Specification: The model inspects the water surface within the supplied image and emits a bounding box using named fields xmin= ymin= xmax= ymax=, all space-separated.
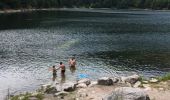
xmin=0 ymin=9 xmax=170 ymax=99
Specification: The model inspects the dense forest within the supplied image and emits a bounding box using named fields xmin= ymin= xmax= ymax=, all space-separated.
xmin=0 ymin=0 xmax=170 ymax=10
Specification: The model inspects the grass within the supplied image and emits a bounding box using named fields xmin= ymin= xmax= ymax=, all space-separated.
xmin=35 ymin=93 xmax=44 ymax=100
xmin=158 ymin=73 xmax=170 ymax=81
xmin=10 ymin=92 xmax=44 ymax=100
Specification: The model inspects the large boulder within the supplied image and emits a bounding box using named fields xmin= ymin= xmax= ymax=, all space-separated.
xmin=62 ymin=82 xmax=76 ymax=92
xmin=121 ymin=74 xmax=140 ymax=84
xmin=103 ymin=87 xmax=150 ymax=100
xmin=98 ymin=77 xmax=113 ymax=86
xmin=78 ymin=78 xmax=91 ymax=86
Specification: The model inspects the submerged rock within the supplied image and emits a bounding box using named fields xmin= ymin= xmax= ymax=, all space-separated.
xmin=103 ymin=87 xmax=150 ymax=100
xmin=98 ymin=77 xmax=113 ymax=85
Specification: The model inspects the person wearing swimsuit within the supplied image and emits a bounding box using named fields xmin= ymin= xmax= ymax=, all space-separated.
xmin=69 ymin=57 xmax=76 ymax=68
xmin=49 ymin=65 xmax=57 ymax=81
xmin=57 ymin=62 xmax=65 ymax=76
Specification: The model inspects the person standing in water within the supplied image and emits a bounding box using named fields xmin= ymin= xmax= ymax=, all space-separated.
xmin=68 ymin=57 xmax=76 ymax=73
xmin=69 ymin=57 xmax=76 ymax=68
xmin=49 ymin=65 xmax=57 ymax=81
xmin=57 ymin=62 xmax=65 ymax=76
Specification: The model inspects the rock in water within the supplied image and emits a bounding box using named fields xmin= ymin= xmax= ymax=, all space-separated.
xmin=98 ymin=77 xmax=113 ymax=86
xmin=103 ymin=87 xmax=150 ymax=100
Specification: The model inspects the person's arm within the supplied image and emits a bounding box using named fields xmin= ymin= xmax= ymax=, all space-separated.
xmin=56 ymin=66 xmax=60 ymax=70
xmin=48 ymin=67 xmax=53 ymax=71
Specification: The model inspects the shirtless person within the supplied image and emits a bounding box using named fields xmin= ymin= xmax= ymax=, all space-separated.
xmin=57 ymin=62 xmax=65 ymax=76
xmin=68 ymin=57 xmax=76 ymax=68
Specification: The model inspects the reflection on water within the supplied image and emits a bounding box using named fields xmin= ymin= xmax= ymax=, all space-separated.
xmin=61 ymin=74 xmax=66 ymax=83
xmin=70 ymin=66 xmax=76 ymax=74
xmin=0 ymin=9 xmax=170 ymax=99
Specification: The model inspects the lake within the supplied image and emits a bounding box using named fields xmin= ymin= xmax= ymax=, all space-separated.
xmin=0 ymin=8 xmax=170 ymax=99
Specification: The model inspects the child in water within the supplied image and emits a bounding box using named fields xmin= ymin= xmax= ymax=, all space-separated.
xmin=49 ymin=65 xmax=57 ymax=81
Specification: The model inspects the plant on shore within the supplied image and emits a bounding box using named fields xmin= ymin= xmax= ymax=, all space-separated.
xmin=157 ymin=73 xmax=170 ymax=81
xmin=10 ymin=92 xmax=44 ymax=100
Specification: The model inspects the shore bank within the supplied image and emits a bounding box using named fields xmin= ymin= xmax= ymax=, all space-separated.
xmin=0 ymin=8 xmax=170 ymax=14
xmin=9 ymin=74 xmax=170 ymax=100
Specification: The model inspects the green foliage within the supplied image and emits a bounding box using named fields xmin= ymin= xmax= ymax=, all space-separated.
xmin=10 ymin=92 xmax=44 ymax=100
xmin=35 ymin=93 xmax=44 ymax=100
xmin=0 ymin=0 xmax=170 ymax=10
xmin=158 ymin=73 xmax=170 ymax=81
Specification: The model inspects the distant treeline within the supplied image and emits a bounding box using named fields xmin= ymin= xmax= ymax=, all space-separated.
xmin=0 ymin=0 xmax=170 ymax=10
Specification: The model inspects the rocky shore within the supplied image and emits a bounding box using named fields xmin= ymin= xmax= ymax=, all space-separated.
xmin=9 ymin=74 xmax=170 ymax=100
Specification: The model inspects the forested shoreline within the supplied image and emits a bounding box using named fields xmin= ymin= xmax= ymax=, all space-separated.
xmin=0 ymin=0 xmax=170 ymax=10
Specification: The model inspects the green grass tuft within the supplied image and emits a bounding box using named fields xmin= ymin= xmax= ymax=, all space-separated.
xmin=158 ymin=73 xmax=170 ymax=81
xmin=35 ymin=93 xmax=44 ymax=100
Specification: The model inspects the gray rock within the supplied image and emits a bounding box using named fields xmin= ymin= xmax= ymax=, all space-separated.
xmin=110 ymin=77 xmax=120 ymax=83
xmin=45 ymin=86 xmax=57 ymax=94
xmin=56 ymin=85 xmax=63 ymax=92
xmin=62 ymin=82 xmax=76 ymax=92
xmin=149 ymin=78 xmax=158 ymax=83
xmin=121 ymin=74 xmax=140 ymax=84
xmin=41 ymin=83 xmax=51 ymax=92
xmin=78 ymin=78 xmax=91 ymax=86
xmin=98 ymin=77 xmax=113 ymax=86
xmin=142 ymin=81 xmax=149 ymax=84
xmin=54 ymin=91 xmax=69 ymax=97
xmin=78 ymin=93 xmax=88 ymax=97
xmin=76 ymin=83 xmax=87 ymax=88
xmin=103 ymin=87 xmax=150 ymax=100
xmin=88 ymin=81 xmax=98 ymax=87
xmin=133 ymin=81 xmax=142 ymax=88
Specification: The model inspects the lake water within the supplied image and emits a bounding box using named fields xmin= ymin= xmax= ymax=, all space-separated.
xmin=0 ymin=9 xmax=170 ymax=99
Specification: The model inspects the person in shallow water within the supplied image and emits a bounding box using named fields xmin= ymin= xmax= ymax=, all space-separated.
xmin=49 ymin=65 xmax=57 ymax=81
xmin=57 ymin=62 xmax=66 ymax=76
xmin=69 ymin=57 xmax=76 ymax=73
